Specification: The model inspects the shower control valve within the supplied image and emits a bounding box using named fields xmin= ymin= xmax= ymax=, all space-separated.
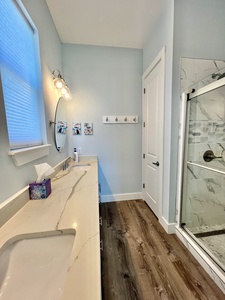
xmin=203 ymin=150 xmax=222 ymax=162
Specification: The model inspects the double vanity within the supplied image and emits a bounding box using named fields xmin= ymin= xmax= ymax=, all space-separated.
xmin=0 ymin=156 xmax=101 ymax=300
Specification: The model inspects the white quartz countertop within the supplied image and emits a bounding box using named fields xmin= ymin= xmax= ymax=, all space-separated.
xmin=0 ymin=156 xmax=101 ymax=300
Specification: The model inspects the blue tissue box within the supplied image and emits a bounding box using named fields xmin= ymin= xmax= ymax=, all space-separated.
xmin=29 ymin=178 xmax=51 ymax=200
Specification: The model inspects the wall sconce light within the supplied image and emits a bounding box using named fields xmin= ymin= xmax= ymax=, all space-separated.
xmin=52 ymin=69 xmax=72 ymax=100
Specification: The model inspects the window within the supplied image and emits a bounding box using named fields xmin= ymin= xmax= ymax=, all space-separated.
xmin=0 ymin=0 xmax=46 ymax=150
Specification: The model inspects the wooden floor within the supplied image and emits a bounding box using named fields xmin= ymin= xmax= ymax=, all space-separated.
xmin=100 ymin=200 xmax=225 ymax=300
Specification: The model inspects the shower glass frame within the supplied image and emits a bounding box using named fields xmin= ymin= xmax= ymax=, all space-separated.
xmin=179 ymin=77 xmax=225 ymax=272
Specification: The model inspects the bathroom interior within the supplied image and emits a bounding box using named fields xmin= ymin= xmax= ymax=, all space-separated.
xmin=1 ymin=0 xmax=225 ymax=298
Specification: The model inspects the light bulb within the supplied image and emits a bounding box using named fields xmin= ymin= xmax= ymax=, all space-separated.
xmin=62 ymin=86 xmax=71 ymax=99
xmin=65 ymin=92 xmax=71 ymax=100
xmin=52 ymin=70 xmax=71 ymax=100
xmin=61 ymin=87 xmax=67 ymax=94
xmin=54 ymin=77 xmax=64 ymax=89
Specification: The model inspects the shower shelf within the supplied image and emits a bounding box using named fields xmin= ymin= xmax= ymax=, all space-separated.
xmin=187 ymin=161 xmax=225 ymax=175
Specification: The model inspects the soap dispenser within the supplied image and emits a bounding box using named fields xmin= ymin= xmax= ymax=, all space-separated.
xmin=73 ymin=148 xmax=79 ymax=162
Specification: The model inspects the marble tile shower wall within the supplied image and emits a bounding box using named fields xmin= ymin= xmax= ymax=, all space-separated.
xmin=185 ymin=164 xmax=225 ymax=229
xmin=180 ymin=58 xmax=225 ymax=230
xmin=189 ymin=120 xmax=225 ymax=146
xmin=180 ymin=58 xmax=225 ymax=93
xmin=188 ymin=92 xmax=225 ymax=164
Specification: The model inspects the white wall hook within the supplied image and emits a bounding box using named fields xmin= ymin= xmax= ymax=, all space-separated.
xmin=102 ymin=116 xmax=138 ymax=124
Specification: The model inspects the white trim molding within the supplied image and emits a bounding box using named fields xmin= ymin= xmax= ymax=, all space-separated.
xmin=142 ymin=46 xmax=166 ymax=221
xmin=100 ymin=192 xmax=142 ymax=203
xmin=8 ymin=144 xmax=51 ymax=166
xmin=160 ymin=216 xmax=176 ymax=234
xmin=0 ymin=186 xmax=29 ymax=227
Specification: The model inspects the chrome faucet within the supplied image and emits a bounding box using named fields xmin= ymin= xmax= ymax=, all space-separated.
xmin=62 ymin=157 xmax=71 ymax=170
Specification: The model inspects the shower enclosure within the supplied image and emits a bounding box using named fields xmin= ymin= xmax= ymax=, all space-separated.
xmin=179 ymin=76 xmax=225 ymax=273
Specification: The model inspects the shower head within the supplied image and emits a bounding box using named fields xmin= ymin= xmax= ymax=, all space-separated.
xmin=211 ymin=72 xmax=225 ymax=80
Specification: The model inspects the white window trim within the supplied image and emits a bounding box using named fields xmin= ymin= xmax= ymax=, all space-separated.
xmin=8 ymin=144 xmax=51 ymax=166
xmin=1 ymin=0 xmax=48 ymax=157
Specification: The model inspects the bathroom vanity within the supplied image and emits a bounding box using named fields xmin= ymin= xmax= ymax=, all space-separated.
xmin=0 ymin=156 xmax=101 ymax=300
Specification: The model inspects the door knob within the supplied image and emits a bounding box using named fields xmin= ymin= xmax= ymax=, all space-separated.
xmin=152 ymin=161 xmax=159 ymax=166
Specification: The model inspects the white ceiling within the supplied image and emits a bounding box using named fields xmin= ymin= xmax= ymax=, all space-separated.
xmin=46 ymin=0 xmax=167 ymax=49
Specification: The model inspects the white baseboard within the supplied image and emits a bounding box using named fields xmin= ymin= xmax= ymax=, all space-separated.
xmin=100 ymin=192 xmax=142 ymax=203
xmin=159 ymin=216 xmax=176 ymax=234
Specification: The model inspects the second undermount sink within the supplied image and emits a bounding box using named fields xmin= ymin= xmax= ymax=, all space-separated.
xmin=0 ymin=230 xmax=75 ymax=300
xmin=73 ymin=163 xmax=91 ymax=171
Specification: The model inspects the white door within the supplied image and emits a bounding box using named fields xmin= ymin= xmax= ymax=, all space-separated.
xmin=142 ymin=48 xmax=165 ymax=219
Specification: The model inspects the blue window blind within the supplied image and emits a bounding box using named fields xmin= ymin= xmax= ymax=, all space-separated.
xmin=0 ymin=0 xmax=43 ymax=149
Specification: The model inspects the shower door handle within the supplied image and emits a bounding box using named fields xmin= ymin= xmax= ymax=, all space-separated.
xmin=152 ymin=161 xmax=160 ymax=167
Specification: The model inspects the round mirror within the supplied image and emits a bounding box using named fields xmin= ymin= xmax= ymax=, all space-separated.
xmin=54 ymin=97 xmax=68 ymax=152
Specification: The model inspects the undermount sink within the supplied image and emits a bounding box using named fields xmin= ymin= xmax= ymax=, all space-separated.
xmin=73 ymin=163 xmax=91 ymax=171
xmin=0 ymin=230 xmax=75 ymax=300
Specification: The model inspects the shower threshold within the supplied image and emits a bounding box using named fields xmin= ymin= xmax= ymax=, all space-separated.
xmin=176 ymin=226 xmax=225 ymax=293
xmin=183 ymin=225 xmax=225 ymax=272
xmin=194 ymin=229 xmax=225 ymax=238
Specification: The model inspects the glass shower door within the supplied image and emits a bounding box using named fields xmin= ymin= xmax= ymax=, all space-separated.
xmin=181 ymin=79 xmax=225 ymax=271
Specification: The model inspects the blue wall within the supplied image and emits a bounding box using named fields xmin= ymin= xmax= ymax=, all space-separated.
xmin=63 ymin=44 xmax=143 ymax=198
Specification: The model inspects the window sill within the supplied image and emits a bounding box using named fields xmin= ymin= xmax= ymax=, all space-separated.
xmin=8 ymin=144 xmax=51 ymax=166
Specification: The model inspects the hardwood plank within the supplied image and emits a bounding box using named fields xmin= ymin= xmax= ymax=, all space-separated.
xmin=101 ymin=201 xmax=144 ymax=300
xmin=100 ymin=200 xmax=225 ymax=300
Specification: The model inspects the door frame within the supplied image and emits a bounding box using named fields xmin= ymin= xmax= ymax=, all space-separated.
xmin=142 ymin=46 xmax=165 ymax=224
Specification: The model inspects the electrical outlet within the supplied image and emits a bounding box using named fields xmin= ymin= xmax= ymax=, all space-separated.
xmin=77 ymin=147 xmax=82 ymax=154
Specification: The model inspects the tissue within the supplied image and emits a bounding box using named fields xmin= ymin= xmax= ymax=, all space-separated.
xmin=29 ymin=163 xmax=55 ymax=200
xmin=35 ymin=163 xmax=55 ymax=183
